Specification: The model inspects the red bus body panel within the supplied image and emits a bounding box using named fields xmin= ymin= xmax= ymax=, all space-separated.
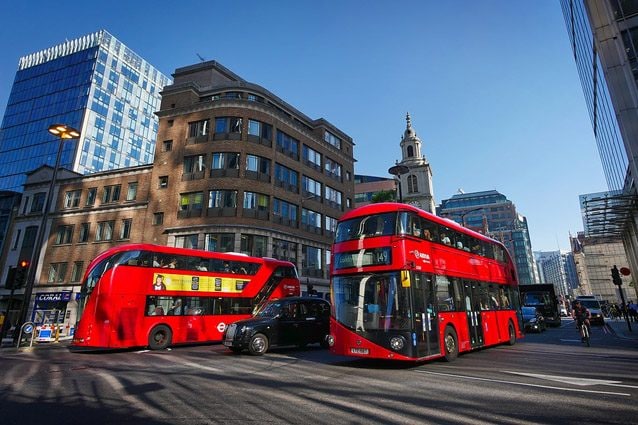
xmin=72 ymin=244 xmax=299 ymax=349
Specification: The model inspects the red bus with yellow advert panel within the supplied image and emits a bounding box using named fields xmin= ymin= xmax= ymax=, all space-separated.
xmin=328 ymin=203 xmax=522 ymax=362
xmin=72 ymin=244 xmax=299 ymax=350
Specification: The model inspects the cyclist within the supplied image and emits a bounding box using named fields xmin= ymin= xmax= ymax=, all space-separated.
xmin=572 ymin=300 xmax=591 ymax=342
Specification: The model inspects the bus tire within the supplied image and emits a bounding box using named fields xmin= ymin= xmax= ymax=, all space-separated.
xmin=507 ymin=321 xmax=516 ymax=346
xmin=148 ymin=325 xmax=172 ymax=350
xmin=443 ymin=327 xmax=458 ymax=362
xmin=248 ymin=333 xmax=269 ymax=356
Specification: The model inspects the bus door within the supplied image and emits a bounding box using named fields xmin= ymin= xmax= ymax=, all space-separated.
xmin=463 ymin=281 xmax=484 ymax=348
xmin=412 ymin=273 xmax=440 ymax=357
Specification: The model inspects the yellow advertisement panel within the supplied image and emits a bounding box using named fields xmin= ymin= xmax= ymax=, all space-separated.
xmin=152 ymin=273 xmax=249 ymax=293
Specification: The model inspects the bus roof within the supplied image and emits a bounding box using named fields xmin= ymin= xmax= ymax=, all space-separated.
xmin=340 ymin=202 xmax=504 ymax=246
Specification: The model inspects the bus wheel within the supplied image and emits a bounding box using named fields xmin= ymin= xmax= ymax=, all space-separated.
xmin=148 ymin=325 xmax=172 ymax=350
xmin=507 ymin=321 xmax=516 ymax=346
xmin=248 ymin=333 xmax=269 ymax=356
xmin=443 ymin=327 xmax=458 ymax=362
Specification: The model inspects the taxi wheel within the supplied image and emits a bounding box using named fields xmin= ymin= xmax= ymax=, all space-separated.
xmin=248 ymin=333 xmax=269 ymax=356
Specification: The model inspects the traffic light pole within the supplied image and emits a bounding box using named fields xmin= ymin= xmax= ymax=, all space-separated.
xmin=611 ymin=265 xmax=632 ymax=332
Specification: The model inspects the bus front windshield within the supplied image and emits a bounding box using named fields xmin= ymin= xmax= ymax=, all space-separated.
xmin=335 ymin=212 xmax=397 ymax=243
xmin=332 ymin=272 xmax=411 ymax=332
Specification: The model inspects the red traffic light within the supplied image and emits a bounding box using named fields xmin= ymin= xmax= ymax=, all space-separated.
xmin=19 ymin=260 xmax=29 ymax=268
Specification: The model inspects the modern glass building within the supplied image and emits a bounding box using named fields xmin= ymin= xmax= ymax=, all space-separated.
xmin=438 ymin=190 xmax=539 ymax=285
xmin=0 ymin=30 xmax=171 ymax=191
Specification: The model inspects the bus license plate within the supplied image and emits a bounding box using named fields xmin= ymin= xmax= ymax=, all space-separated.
xmin=350 ymin=348 xmax=369 ymax=355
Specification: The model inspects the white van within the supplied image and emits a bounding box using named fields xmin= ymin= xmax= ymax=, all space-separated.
xmin=575 ymin=295 xmax=605 ymax=325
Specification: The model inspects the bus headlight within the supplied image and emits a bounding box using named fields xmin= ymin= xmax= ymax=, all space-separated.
xmin=327 ymin=335 xmax=335 ymax=347
xmin=389 ymin=336 xmax=405 ymax=351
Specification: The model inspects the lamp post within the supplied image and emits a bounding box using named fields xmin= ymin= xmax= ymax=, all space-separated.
xmin=14 ymin=124 xmax=80 ymax=343
xmin=459 ymin=207 xmax=484 ymax=227
xmin=388 ymin=163 xmax=409 ymax=202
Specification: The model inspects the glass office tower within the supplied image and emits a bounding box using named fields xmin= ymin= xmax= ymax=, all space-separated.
xmin=0 ymin=30 xmax=170 ymax=191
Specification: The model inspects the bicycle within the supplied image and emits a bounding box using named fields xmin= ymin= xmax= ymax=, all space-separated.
xmin=579 ymin=321 xmax=590 ymax=347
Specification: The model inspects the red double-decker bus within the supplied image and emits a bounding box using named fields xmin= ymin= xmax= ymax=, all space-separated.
xmin=328 ymin=203 xmax=522 ymax=362
xmin=72 ymin=244 xmax=299 ymax=350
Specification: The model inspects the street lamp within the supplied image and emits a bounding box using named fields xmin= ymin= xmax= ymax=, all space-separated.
xmin=14 ymin=124 xmax=80 ymax=342
xmin=459 ymin=207 xmax=484 ymax=227
xmin=388 ymin=163 xmax=409 ymax=202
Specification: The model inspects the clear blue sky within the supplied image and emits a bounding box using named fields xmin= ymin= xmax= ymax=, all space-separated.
xmin=0 ymin=1 xmax=606 ymax=252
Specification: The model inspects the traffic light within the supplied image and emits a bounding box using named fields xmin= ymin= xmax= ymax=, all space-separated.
xmin=14 ymin=260 xmax=29 ymax=288
xmin=611 ymin=265 xmax=623 ymax=286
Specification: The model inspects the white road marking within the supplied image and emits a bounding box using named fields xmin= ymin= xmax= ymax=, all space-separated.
xmin=416 ymin=370 xmax=631 ymax=397
xmin=505 ymin=371 xmax=638 ymax=389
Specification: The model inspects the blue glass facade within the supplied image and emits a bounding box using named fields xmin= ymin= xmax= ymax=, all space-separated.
xmin=0 ymin=30 xmax=170 ymax=192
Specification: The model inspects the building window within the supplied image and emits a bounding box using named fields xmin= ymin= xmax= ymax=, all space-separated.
xmin=274 ymin=163 xmax=299 ymax=190
xmin=153 ymin=212 xmax=164 ymax=225
xmin=325 ymin=186 xmax=342 ymax=208
xmin=246 ymin=155 xmax=271 ymax=177
xmin=86 ymin=187 xmax=97 ymax=206
xmin=302 ymin=176 xmax=322 ymax=197
xmin=188 ymin=119 xmax=209 ymax=138
xmin=247 ymin=119 xmax=273 ymax=140
xmin=302 ymin=208 xmax=322 ymax=229
xmin=302 ymin=245 xmax=322 ymax=277
xmin=407 ymin=145 xmax=414 ymax=157
xmin=180 ymin=192 xmax=204 ymax=211
xmin=126 ymin=182 xmax=138 ymax=201
xmin=48 ymin=262 xmax=68 ymax=283
xmin=346 ymin=171 xmax=352 ymax=181
xmin=70 ymin=261 xmax=84 ymax=283
xmin=162 ymin=140 xmax=173 ymax=152
xmin=31 ymin=192 xmax=46 ymax=213
xmin=159 ymin=176 xmax=168 ymax=188
xmin=324 ymin=131 xmax=341 ymax=149
xmin=205 ymin=233 xmax=235 ymax=252
xmin=273 ymin=198 xmax=298 ymax=221
xmin=212 ymin=152 xmax=240 ymax=170
xmin=215 ymin=117 xmax=242 ymax=134
xmin=325 ymin=216 xmax=338 ymax=234
xmin=102 ymin=185 xmax=121 ymax=203
xmin=12 ymin=229 xmax=21 ymax=250
xmin=302 ymin=145 xmax=322 ymax=169
xmin=168 ymin=119 xmax=174 ymax=127
xmin=64 ymin=190 xmax=81 ymax=208
xmin=407 ymin=175 xmax=418 ymax=193
xmin=208 ymin=190 xmax=237 ymax=208
xmin=276 ymin=130 xmax=299 ymax=157
xmin=272 ymin=239 xmax=297 ymax=263
xmin=96 ymin=221 xmax=115 ymax=241
xmin=55 ymin=225 xmax=73 ymax=245
xmin=120 ymin=218 xmax=132 ymax=240
xmin=184 ymin=154 xmax=206 ymax=174
xmin=78 ymin=223 xmax=90 ymax=243
xmin=325 ymin=157 xmax=342 ymax=178
xmin=240 ymin=234 xmax=267 ymax=257
xmin=175 ymin=234 xmax=199 ymax=249
xmin=243 ymin=192 xmax=269 ymax=211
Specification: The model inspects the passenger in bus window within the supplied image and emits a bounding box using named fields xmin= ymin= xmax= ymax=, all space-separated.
xmin=153 ymin=275 xmax=167 ymax=291
xmin=169 ymin=299 xmax=183 ymax=315
xmin=499 ymin=289 xmax=510 ymax=308
xmin=166 ymin=258 xmax=177 ymax=268
xmin=422 ymin=229 xmax=432 ymax=240
xmin=441 ymin=233 xmax=451 ymax=245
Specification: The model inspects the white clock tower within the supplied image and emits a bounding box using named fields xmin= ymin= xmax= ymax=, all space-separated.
xmin=393 ymin=113 xmax=435 ymax=213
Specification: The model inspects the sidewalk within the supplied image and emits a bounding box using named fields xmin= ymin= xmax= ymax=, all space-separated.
xmin=1 ymin=335 xmax=72 ymax=350
xmin=601 ymin=317 xmax=638 ymax=340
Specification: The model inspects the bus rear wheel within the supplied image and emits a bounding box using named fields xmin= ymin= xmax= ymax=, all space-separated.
xmin=149 ymin=325 xmax=172 ymax=350
xmin=443 ymin=327 xmax=458 ymax=362
xmin=507 ymin=321 xmax=516 ymax=346
xmin=248 ymin=333 xmax=269 ymax=356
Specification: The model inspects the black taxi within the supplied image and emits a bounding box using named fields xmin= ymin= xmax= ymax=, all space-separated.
xmin=223 ymin=297 xmax=330 ymax=355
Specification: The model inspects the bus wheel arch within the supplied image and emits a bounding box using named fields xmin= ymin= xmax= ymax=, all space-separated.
xmin=148 ymin=324 xmax=172 ymax=350
xmin=507 ymin=320 xmax=516 ymax=346
xmin=443 ymin=326 xmax=459 ymax=362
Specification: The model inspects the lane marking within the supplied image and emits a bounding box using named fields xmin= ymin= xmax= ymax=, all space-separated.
xmin=416 ymin=370 xmax=631 ymax=397
xmin=505 ymin=371 xmax=638 ymax=390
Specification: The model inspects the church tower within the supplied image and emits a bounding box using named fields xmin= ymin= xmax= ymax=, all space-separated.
xmin=394 ymin=113 xmax=435 ymax=213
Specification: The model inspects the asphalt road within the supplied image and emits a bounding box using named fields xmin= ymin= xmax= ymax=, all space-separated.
xmin=1 ymin=318 xmax=637 ymax=425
